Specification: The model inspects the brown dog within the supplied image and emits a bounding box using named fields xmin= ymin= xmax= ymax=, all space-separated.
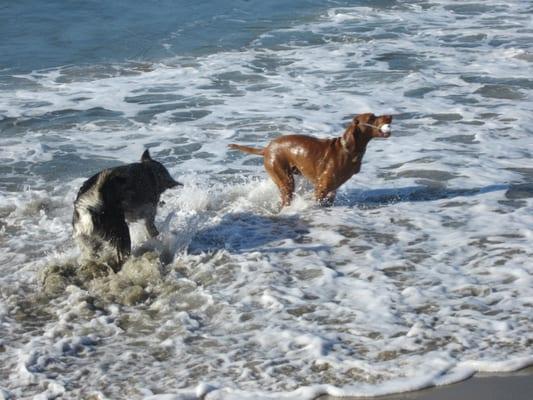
xmin=229 ymin=113 xmax=392 ymax=207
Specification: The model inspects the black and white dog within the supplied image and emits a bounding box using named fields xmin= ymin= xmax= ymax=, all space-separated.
xmin=72 ymin=150 xmax=181 ymax=267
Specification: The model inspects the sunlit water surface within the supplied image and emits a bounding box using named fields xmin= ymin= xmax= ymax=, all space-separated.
xmin=0 ymin=1 xmax=532 ymax=399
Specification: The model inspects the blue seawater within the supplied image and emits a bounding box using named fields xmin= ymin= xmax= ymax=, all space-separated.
xmin=1 ymin=0 xmax=355 ymax=72
xmin=0 ymin=1 xmax=532 ymax=399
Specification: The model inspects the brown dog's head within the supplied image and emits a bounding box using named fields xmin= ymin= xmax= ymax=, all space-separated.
xmin=353 ymin=113 xmax=393 ymax=138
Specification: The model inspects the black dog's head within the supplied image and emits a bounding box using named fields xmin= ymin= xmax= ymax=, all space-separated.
xmin=141 ymin=149 xmax=182 ymax=194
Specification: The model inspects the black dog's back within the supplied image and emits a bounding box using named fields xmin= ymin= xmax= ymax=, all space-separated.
xmin=72 ymin=150 xmax=180 ymax=268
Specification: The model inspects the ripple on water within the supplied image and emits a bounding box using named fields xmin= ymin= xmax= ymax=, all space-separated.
xmin=1 ymin=0 xmax=532 ymax=398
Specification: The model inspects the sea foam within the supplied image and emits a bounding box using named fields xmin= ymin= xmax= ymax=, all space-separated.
xmin=1 ymin=0 xmax=532 ymax=398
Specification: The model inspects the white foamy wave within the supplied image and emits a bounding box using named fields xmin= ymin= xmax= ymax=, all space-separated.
xmin=1 ymin=0 xmax=532 ymax=398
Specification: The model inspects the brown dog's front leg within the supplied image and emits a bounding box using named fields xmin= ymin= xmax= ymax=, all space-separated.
xmin=322 ymin=190 xmax=337 ymax=207
xmin=315 ymin=186 xmax=336 ymax=207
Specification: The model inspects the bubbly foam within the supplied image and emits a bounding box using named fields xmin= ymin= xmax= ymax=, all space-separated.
xmin=1 ymin=1 xmax=532 ymax=399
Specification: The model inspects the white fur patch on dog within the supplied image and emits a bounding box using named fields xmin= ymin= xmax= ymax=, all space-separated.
xmin=73 ymin=207 xmax=95 ymax=237
xmin=73 ymin=170 xmax=109 ymax=237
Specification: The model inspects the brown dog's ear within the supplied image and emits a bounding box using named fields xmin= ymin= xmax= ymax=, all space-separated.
xmin=342 ymin=119 xmax=358 ymax=150
xmin=141 ymin=149 xmax=152 ymax=162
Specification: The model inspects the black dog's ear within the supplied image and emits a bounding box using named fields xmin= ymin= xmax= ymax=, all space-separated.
xmin=141 ymin=149 xmax=152 ymax=162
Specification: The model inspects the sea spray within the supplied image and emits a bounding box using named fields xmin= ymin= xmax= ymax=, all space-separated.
xmin=40 ymin=252 xmax=163 ymax=306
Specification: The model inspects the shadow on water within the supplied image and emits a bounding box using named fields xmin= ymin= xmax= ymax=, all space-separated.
xmin=188 ymin=212 xmax=313 ymax=255
xmin=337 ymin=184 xmax=517 ymax=207
xmin=185 ymin=183 xmax=531 ymax=254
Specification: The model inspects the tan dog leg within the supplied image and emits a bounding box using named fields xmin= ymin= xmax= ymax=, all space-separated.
xmin=315 ymin=184 xmax=336 ymax=207
xmin=265 ymin=162 xmax=295 ymax=207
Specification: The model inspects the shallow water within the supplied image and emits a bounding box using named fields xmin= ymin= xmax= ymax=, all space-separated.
xmin=1 ymin=1 xmax=532 ymax=399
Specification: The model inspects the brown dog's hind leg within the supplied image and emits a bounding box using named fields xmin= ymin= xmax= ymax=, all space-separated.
xmin=280 ymin=175 xmax=295 ymax=207
xmin=264 ymin=160 xmax=295 ymax=207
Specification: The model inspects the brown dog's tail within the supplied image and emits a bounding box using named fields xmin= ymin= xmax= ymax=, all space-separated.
xmin=228 ymin=143 xmax=265 ymax=156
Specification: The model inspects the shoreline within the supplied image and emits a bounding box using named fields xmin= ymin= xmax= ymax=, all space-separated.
xmin=317 ymin=367 xmax=533 ymax=400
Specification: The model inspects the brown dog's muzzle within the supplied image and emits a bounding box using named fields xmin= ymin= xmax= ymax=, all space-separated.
xmin=360 ymin=115 xmax=393 ymax=138
xmin=378 ymin=123 xmax=392 ymax=138
xmin=377 ymin=115 xmax=392 ymax=138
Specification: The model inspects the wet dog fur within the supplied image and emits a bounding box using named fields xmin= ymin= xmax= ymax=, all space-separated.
xmin=72 ymin=150 xmax=181 ymax=268
xmin=229 ymin=113 xmax=392 ymax=207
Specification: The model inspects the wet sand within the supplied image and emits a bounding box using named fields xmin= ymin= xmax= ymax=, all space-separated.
xmin=318 ymin=367 xmax=533 ymax=400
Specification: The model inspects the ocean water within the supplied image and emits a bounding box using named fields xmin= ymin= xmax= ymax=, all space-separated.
xmin=1 ymin=0 xmax=532 ymax=399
